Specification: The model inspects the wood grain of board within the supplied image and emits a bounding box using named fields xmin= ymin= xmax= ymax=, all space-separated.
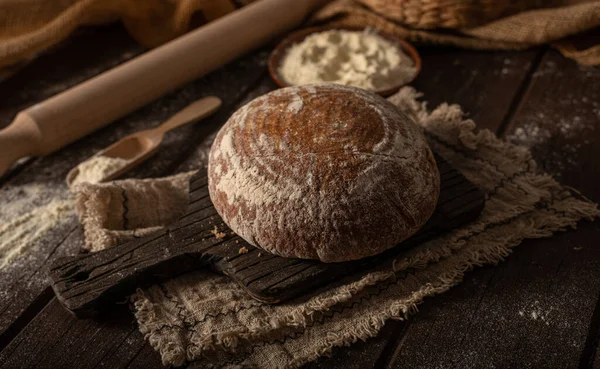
xmin=125 ymin=344 xmax=164 ymax=369
xmin=0 ymin=298 xmax=148 ymax=369
xmin=411 ymin=47 xmax=543 ymax=132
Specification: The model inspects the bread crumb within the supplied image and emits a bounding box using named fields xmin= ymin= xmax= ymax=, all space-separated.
xmin=211 ymin=226 xmax=226 ymax=239
xmin=257 ymin=252 xmax=262 ymax=257
xmin=238 ymin=247 xmax=249 ymax=254
xmin=235 ymin=240 xmax=239 ymax=244
xmin=573 ymin=246 xmax=584 ymax=251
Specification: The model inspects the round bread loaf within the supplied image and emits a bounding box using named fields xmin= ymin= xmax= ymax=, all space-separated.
xmin=208 ymin=84 xmax=439 ymax=262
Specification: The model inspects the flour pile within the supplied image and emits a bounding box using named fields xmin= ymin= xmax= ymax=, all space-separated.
xmin=279 ymin=29 xmax=416 ymax=92
xmin=0 ymin=199 xmax=73 ymax=269
xmin=71 ymin=155 xmax=129 ymax=187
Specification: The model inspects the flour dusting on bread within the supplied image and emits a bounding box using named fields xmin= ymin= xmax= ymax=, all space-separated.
xmin=208 ymin=84 xmax=439 ymax=262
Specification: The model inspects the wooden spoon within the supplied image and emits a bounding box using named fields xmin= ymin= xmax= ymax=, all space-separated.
xmin=66 ymin=96 xmax=221 ymax=187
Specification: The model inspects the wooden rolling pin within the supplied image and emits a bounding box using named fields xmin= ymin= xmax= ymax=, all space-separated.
xmin=0 ymin=0 xmax=329 ymax=177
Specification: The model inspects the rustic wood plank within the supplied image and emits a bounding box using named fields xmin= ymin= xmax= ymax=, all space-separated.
xmin=386 ymin=49 xmax=600 ymax=369
xmin=412 ymin=47 xmax=542 ymax=132
xmin=0 ymin=297 xmax=74 ymax=369
xmin=593 ymin=322 xmax=600 ymax=369
xmin=307 ymin=321 xmax=402 ymax=369
xmin=32 ymin=302 xmax=136 ymax=369
xmin=0 ymin=297 xmax=162 ymax=369
xmin=304 ymin=47 xmax=543 ymax=369
xmin=94 ymin=330 xmax=155 ymax=369
xmin=387 ymin=225 xmax=600 ymax=369
xmin=594 ymin=351 xmax=600 ymax=369
xmin=0 ymin=23 xmax=269 ymax=346
xmin=125 ymin=344 xmax=164 ymax=369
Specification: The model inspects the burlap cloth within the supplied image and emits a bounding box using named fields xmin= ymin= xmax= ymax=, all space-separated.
xmin=70 ymin=87 xmax=599 ymax=368
xmin=310 ymin=0 xmax=600 ymax=66
xmin=0 ymin=0 xmax=237 ymax=78
xmin=2 ymin=0 xmax=600 ymax=79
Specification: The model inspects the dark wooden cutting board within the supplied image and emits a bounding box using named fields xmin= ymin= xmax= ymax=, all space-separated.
xmin=49 ymin=153 xmax=484 ymax=317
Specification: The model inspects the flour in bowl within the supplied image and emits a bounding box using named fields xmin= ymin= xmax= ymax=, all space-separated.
xmin=278 ymin=29 xmax=416 ymax=92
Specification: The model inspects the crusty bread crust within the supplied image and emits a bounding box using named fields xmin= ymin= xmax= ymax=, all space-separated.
xmin=208 ymin=84 xmax=439 ymax=262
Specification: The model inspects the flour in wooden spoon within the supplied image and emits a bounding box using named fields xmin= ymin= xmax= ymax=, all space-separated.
xmin=71 ymin=156 xmax=129 ymax=186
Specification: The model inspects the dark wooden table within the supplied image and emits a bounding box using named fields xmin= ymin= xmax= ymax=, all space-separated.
xmin=1 ymin=24 xmax=599 ymax=369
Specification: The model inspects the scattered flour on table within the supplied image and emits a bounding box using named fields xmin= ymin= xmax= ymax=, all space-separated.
xmin=0 ymin=181 xmax=77 ymax=304
xmin=0 ymin=199 xmax=74 ymax=269
xmin=0 ymin=183 xmax=49 ymax=220
xmin=508 ymin=113 xmax=595 ymax=147
xmin=279 ymin=29 xmax=416 ymax=92
xmin=516 ymin=297 xmax=576 ymax=330
xmin=507 ymin=112 xmax=596 ymax=177
xmin=0 ymin=180 xmax=76 ymax=271
xmin=71 ymin=156 xmax=129 ymax=187
xmin=517 ymin=300 xmax=554 ymax=325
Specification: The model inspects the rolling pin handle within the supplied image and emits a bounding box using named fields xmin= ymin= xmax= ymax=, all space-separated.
xmin=0 ymin=112 xmax=42 ymax=177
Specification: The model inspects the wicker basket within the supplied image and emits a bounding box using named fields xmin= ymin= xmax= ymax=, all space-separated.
xmin=356 ymin=0 xmax=552 ymax=29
